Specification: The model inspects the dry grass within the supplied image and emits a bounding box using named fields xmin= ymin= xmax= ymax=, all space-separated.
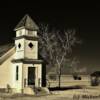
xmin=0 ymin=86 xmax=100 ymax=100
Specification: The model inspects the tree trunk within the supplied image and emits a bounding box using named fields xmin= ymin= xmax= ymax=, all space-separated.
xmin=58 ymin=66 xmax=61 ymax=88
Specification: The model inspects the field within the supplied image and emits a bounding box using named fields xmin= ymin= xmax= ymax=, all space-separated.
xmin=47 ymin=75 xmax=91 ymax=88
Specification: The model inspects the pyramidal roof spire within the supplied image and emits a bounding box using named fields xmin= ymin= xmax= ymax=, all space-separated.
xmin=14 ymin=14 xmax=39 ymax=31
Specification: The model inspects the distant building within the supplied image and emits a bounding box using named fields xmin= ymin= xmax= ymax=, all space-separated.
xmin=91 ymin=71 xmax=100 ymax=86
xmin=0 ymin=14 xmax=46 ymax=94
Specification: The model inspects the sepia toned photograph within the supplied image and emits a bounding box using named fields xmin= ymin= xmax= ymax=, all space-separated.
xmin=0 ymin=1 xmax=100 ymax=100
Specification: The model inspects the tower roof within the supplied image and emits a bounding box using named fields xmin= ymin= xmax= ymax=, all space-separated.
xmin=14 ymin=14 xmax=39 ymax=31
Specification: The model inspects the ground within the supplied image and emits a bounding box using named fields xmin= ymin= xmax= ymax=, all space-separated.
xmin=0 ymin=86 xmax=100 ymax=100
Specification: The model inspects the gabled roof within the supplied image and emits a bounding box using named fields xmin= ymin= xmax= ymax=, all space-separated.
xmin=14 ymin=14 xmax=39 ymax=31
xmin=0 ymin=44 xmax=15 ymax=65
xmin=0 ymin=43 xmax=14 ymax=57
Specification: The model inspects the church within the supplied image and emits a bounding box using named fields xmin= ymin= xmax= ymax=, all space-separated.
xmin=0 ymin=14 xmax=46 ymax=94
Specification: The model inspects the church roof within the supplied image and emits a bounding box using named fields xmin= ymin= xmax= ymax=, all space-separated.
xmin=0 ymin=44 xmax=14 ymax=64
xmin=0 ymin=43 xmax=14 ymax=57
xmin=14 ymin=14 xmax=39 ymax=31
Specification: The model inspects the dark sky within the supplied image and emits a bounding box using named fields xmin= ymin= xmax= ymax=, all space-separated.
xmin=0 ymin=1 xmax=100 ymax=70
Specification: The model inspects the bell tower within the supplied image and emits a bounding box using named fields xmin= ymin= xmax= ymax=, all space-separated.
xmin=14 ymin=14 xmax=39 ymax=60
xmin=11 ymin=15 xmax=46 ymax=94
xmin=12 ymin=14 xmax=41 ymax=93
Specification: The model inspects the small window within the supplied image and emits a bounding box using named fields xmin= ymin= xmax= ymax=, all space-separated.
xmin=18 ymin=43 xmax=21 ymax=49
xmin=16 ymin=66 xmax=19 ymax=80
xmin=28 ymin=42 xmax=34 ymax=49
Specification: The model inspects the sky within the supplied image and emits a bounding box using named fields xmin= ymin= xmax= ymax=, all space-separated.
xmin=0 ymin=1 xmax=100 ymax=70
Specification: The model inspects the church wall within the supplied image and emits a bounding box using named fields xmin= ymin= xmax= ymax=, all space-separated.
xmin=25 ymin=30 xmax=37 ymax=37
xmin=34 ymin=64 xmax=42 ymax=87
xmin=16 ymin=29 xmax=37 ymax=37
xmin=0 ymin=54 xmax=14 ymax=89
xmin=15 ymin=38 xmax=38 ymax=60
xmin=12 ymin=62 xmax=23 ymax=93
xmin=16 ymin=29 xmax=26 ymax=37
xmin=24 ymin=40 xmax=38 ymax=59
xmin=15 ymin=38 xmax=25 ymax=59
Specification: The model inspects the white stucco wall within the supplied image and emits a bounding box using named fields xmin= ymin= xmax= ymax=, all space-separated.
xmin=15 ymin=39 xmax=38 ymax=60
xmin=16 ymin=29 xmax=26 ymax=37
xmin=0 ymin=54 xmax=14 ymax=89
xmin=25 ymin=30 xmax=37 ymax=37
xmin=12 ymin=62 xmax=23 ymax=93
xmin=24 ymin=40 xmax=38 ymax=59
xmin=34 ymin=64 xmax=42 ymax=87
xmin=15 ymin=38 xmax=25 ymax=59
xmin=16 ymin=29 xmax=37 ymax=37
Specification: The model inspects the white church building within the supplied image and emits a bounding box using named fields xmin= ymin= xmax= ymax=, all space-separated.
xmin=0 ymin=14 xmax=46 ymax=94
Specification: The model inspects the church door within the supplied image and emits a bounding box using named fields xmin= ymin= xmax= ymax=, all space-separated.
xmin=28 ymin=67 xmax=35 ymax=85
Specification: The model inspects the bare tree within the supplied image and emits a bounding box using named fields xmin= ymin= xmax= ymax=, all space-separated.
xmin=39 ymin=24 xmax=80 ymax=88
xmin=38 ymin=24 xmax=56 ymax=68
